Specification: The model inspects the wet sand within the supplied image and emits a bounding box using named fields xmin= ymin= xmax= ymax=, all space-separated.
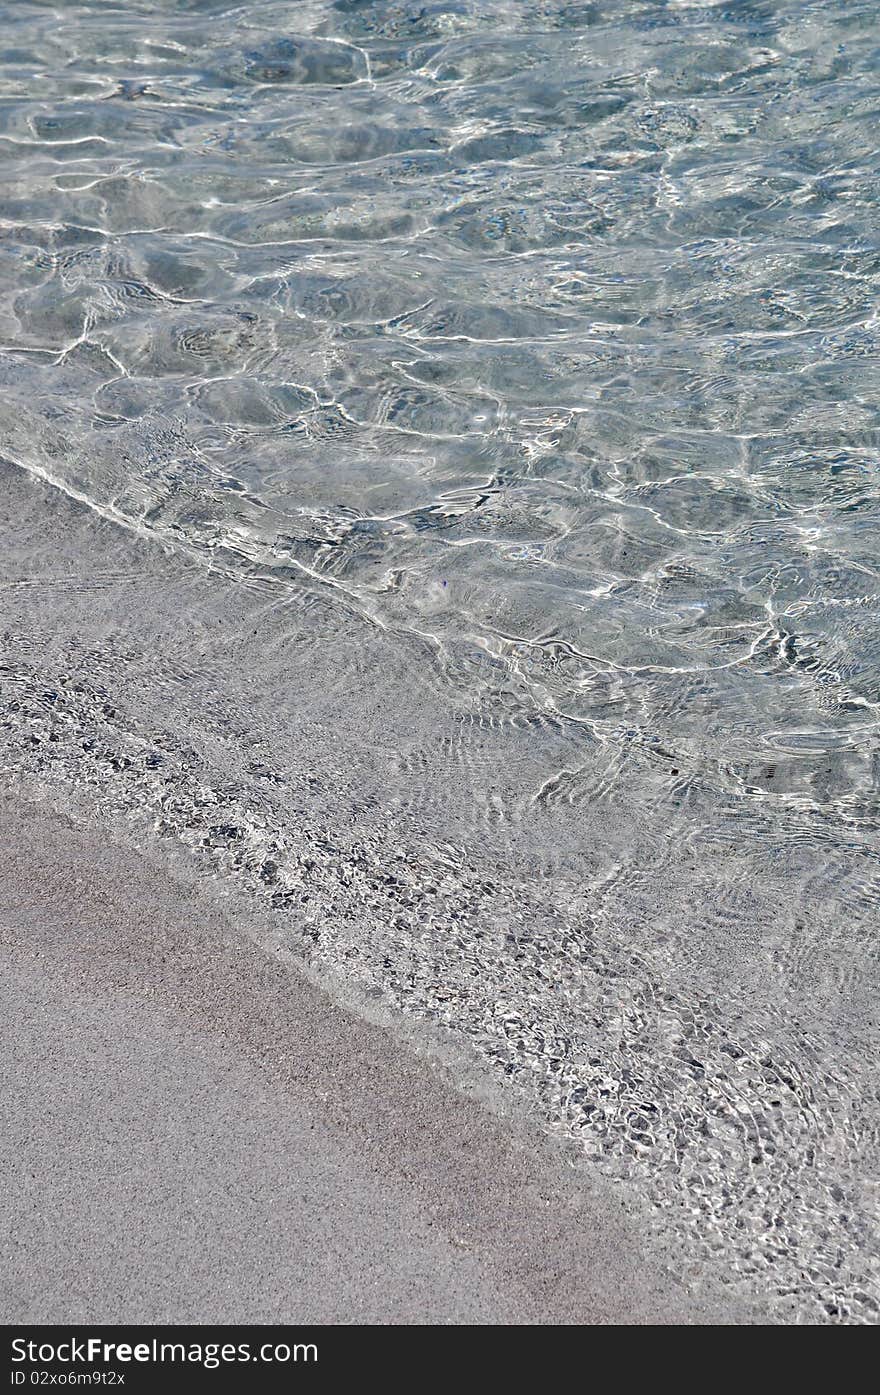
xmin=0 ymin=796 xmax=746 ymax=1324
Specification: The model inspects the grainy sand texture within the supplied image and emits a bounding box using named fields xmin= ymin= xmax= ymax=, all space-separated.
xmin=1 ymin=457 xmax=876 ymax=1323
xmin=0 ymin=798 xmax=744 ymax=1324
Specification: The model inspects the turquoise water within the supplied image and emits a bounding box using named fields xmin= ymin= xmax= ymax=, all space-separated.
xmin=1 ymin=0 xmax=878 ymax=1321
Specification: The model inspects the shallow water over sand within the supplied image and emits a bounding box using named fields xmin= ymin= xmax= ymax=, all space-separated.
xmin=1 ymin=1 xmax=879 ymax=1321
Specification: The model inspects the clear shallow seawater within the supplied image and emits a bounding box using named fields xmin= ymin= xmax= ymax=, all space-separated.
xmin=1 ymin=0 xmax=879 ymax=1321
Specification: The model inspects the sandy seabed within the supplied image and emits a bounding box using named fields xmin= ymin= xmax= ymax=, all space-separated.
xmin=1 ymin=459 xmax=875 ymax=1323
xmin=0 ymin=795 xmax=743 ymax=1324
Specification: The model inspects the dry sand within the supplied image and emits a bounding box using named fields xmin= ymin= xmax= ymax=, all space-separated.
xmin=0 ymin=795 xmax=748 ymax=1324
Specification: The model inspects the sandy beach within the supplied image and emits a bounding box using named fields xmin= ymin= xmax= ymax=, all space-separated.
xmin=0 ymin=794 xmax=750 ymax=1324
xmin=1 ymin=0 xmax=879 ymax=1332
xmin=2 ymin=446 xmax=875 ymax=1324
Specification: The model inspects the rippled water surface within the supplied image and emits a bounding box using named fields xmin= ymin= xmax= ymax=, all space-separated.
xmin=1 ymin=0 xmax=879 ymax=1321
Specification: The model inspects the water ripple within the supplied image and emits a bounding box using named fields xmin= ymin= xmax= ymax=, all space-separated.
xmin=1 ymin=0 xmax=879 ymax=1322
